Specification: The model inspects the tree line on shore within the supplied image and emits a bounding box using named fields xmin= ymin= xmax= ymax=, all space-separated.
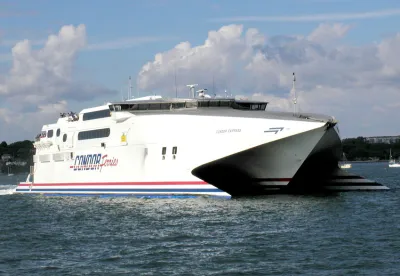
xmin=342 ymin=137 xmax=398 ymax=161
xmin=0 ymin=140 xmax=34 ymax=174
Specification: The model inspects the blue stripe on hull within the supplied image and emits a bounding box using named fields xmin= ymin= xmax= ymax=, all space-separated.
xmin=15 ymin=191 xmax=231 ymax=199
xmin=14 ymin=188 xmax=231 ymax=199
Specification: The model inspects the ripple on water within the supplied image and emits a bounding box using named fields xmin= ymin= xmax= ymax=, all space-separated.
xmin=0 ymin=165 xmax=399 ymax=275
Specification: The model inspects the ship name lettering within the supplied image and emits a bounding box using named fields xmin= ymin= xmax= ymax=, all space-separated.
xmin=72 ymin=153 xmax=119 ymax=171
xmin=74 ymin=153 xmax=102 ymax=166
xmin=216 ymin=129 xmax=241 ymax=134
xmin=100 ymin=154 xmax=118 ymax=172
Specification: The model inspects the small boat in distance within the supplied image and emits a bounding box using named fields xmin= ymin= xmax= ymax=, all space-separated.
xmin=339 ymin=153 xmax=352 ymax=169
xmin=388 ymin=149 xmax=400 ymax=168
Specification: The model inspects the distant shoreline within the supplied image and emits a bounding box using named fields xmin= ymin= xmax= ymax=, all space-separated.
xmin=347 ymin=160 xmax=388 ymax=163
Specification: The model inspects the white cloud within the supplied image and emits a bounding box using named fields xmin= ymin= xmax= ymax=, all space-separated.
xmin=1 ymin=24 xmax=86 ymax=98
xmin=208 ymin=9 xmax=400 ymax=23
xmin=137 ymin=23 xmax=400 ymax=137
xmin=0 ymin=24 xmax=177 ymax=142
xmin=0 ymin=24 xmax=115 ymax=142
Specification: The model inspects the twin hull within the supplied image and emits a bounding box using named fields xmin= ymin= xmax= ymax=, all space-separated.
xmin=16 ymin=113 xmax=385 ymax=198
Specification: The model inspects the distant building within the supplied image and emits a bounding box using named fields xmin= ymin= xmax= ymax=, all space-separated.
xmin=1 ymin=154 xmax=12 ymax=161
xmin=365 ymin=135 xmax=400 ymax=144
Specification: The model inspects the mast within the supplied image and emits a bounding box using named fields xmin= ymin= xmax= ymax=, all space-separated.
xmin=292 ymin=72 xmax=297 ymax=116
xmin=129 ymin=76 xmax=132 ymax=99
xmin=212 ymin=75 xmax=215 ymax=96
xmin=174 ymin=65 xmax=178 ymax=98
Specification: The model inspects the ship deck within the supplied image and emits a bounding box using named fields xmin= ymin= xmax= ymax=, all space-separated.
xmin=108 ymin=98 xmax=336 ymax=123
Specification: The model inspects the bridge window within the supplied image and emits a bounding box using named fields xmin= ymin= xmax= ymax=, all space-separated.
xmin=232 ymin=102 xmax=267 ymax=111
xmin=56 ymin=129 xmax=61 ymax=137
xmin=82 ymin=109 xmax=111 ymax=121
xmin=78 ymin=128 xmax=111 ymax=140
xmin=63 ymin=134 xmax=67 ymax=142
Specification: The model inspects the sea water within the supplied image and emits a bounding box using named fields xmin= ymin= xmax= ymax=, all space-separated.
xmin=0 ymin=162 xmax=399 ymax=275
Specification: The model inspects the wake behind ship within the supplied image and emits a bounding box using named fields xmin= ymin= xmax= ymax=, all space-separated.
xmin=15 ymin=95 xmax=389 ymax=198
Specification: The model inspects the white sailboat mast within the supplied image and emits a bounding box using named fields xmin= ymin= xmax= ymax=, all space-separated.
xmin=292 ymin=72 xmax=297 ymax=116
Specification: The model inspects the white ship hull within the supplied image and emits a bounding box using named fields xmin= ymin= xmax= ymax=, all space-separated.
xmin=15 ymin=98 xmax=389 ymax=198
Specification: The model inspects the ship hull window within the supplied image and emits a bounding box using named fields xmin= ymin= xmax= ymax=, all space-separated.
xmin=82 ymin=109 xmax=111 ymax=121
xmin=78 ymin=128 xmax=111 ymax=140
xmin=47 ymin=130 xmax=54 ymax=138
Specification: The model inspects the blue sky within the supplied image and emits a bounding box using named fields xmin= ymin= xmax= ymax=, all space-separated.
xmin=2 ymin=0 xmax=400 ymax=90
xmin=2 ymin=0 xmax=400 ymax=141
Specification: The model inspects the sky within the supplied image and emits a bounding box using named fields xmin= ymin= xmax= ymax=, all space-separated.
xmin=1 ymin=0 xmax=400 ymax=142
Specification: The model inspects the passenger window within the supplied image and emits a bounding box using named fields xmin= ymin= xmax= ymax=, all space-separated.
xmin=47 ymin=129 xmax=54 ymax=138
xmin=78 ymin=128 xmax=110 ymax=140
xmin=172 ymin=147 xmax=177 ymax=154
xmin=162 ymin=147 xmax=166 ymax=155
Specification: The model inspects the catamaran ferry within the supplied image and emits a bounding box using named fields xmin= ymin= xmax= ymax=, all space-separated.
xmin=15 ymin=91 xmax=389 ymax=198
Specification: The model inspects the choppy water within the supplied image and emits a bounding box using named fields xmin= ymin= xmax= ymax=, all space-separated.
xmin=0 ymin=163 xmax=399 ymax=275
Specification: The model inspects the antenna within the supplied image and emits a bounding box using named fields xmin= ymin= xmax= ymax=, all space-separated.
xmin=129 ymin=76 xmax=132 ymax=100
xmin=174 ymin=65 xmax=178 ymax=98
xmin=186 ymin=84 xmax=198 ymax=98
xmin=292 ymin=72 xmax=297 ymax=116
xmin=212 ymin=75 xmax=215 ymax=96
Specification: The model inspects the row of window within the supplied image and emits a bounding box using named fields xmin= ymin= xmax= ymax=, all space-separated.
xmin=232 ymin=102 xmax=267 ymax=110
xmin=82 ymin=109 xmax=111 ymax=121
xmin=44 ymin=128 xmax=61 ymax=138
xmin=42 ymin=129 xmax=182 ymax=156
xmin=42 ymin=129 xmax=66 ymax=142
xmin=41 ymin=127 xmax=110 ymax=142
xmin=78 ymin=128 xmax=111 ymax=140
xmin=162 ymin=146 xmax=178 ymax=155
